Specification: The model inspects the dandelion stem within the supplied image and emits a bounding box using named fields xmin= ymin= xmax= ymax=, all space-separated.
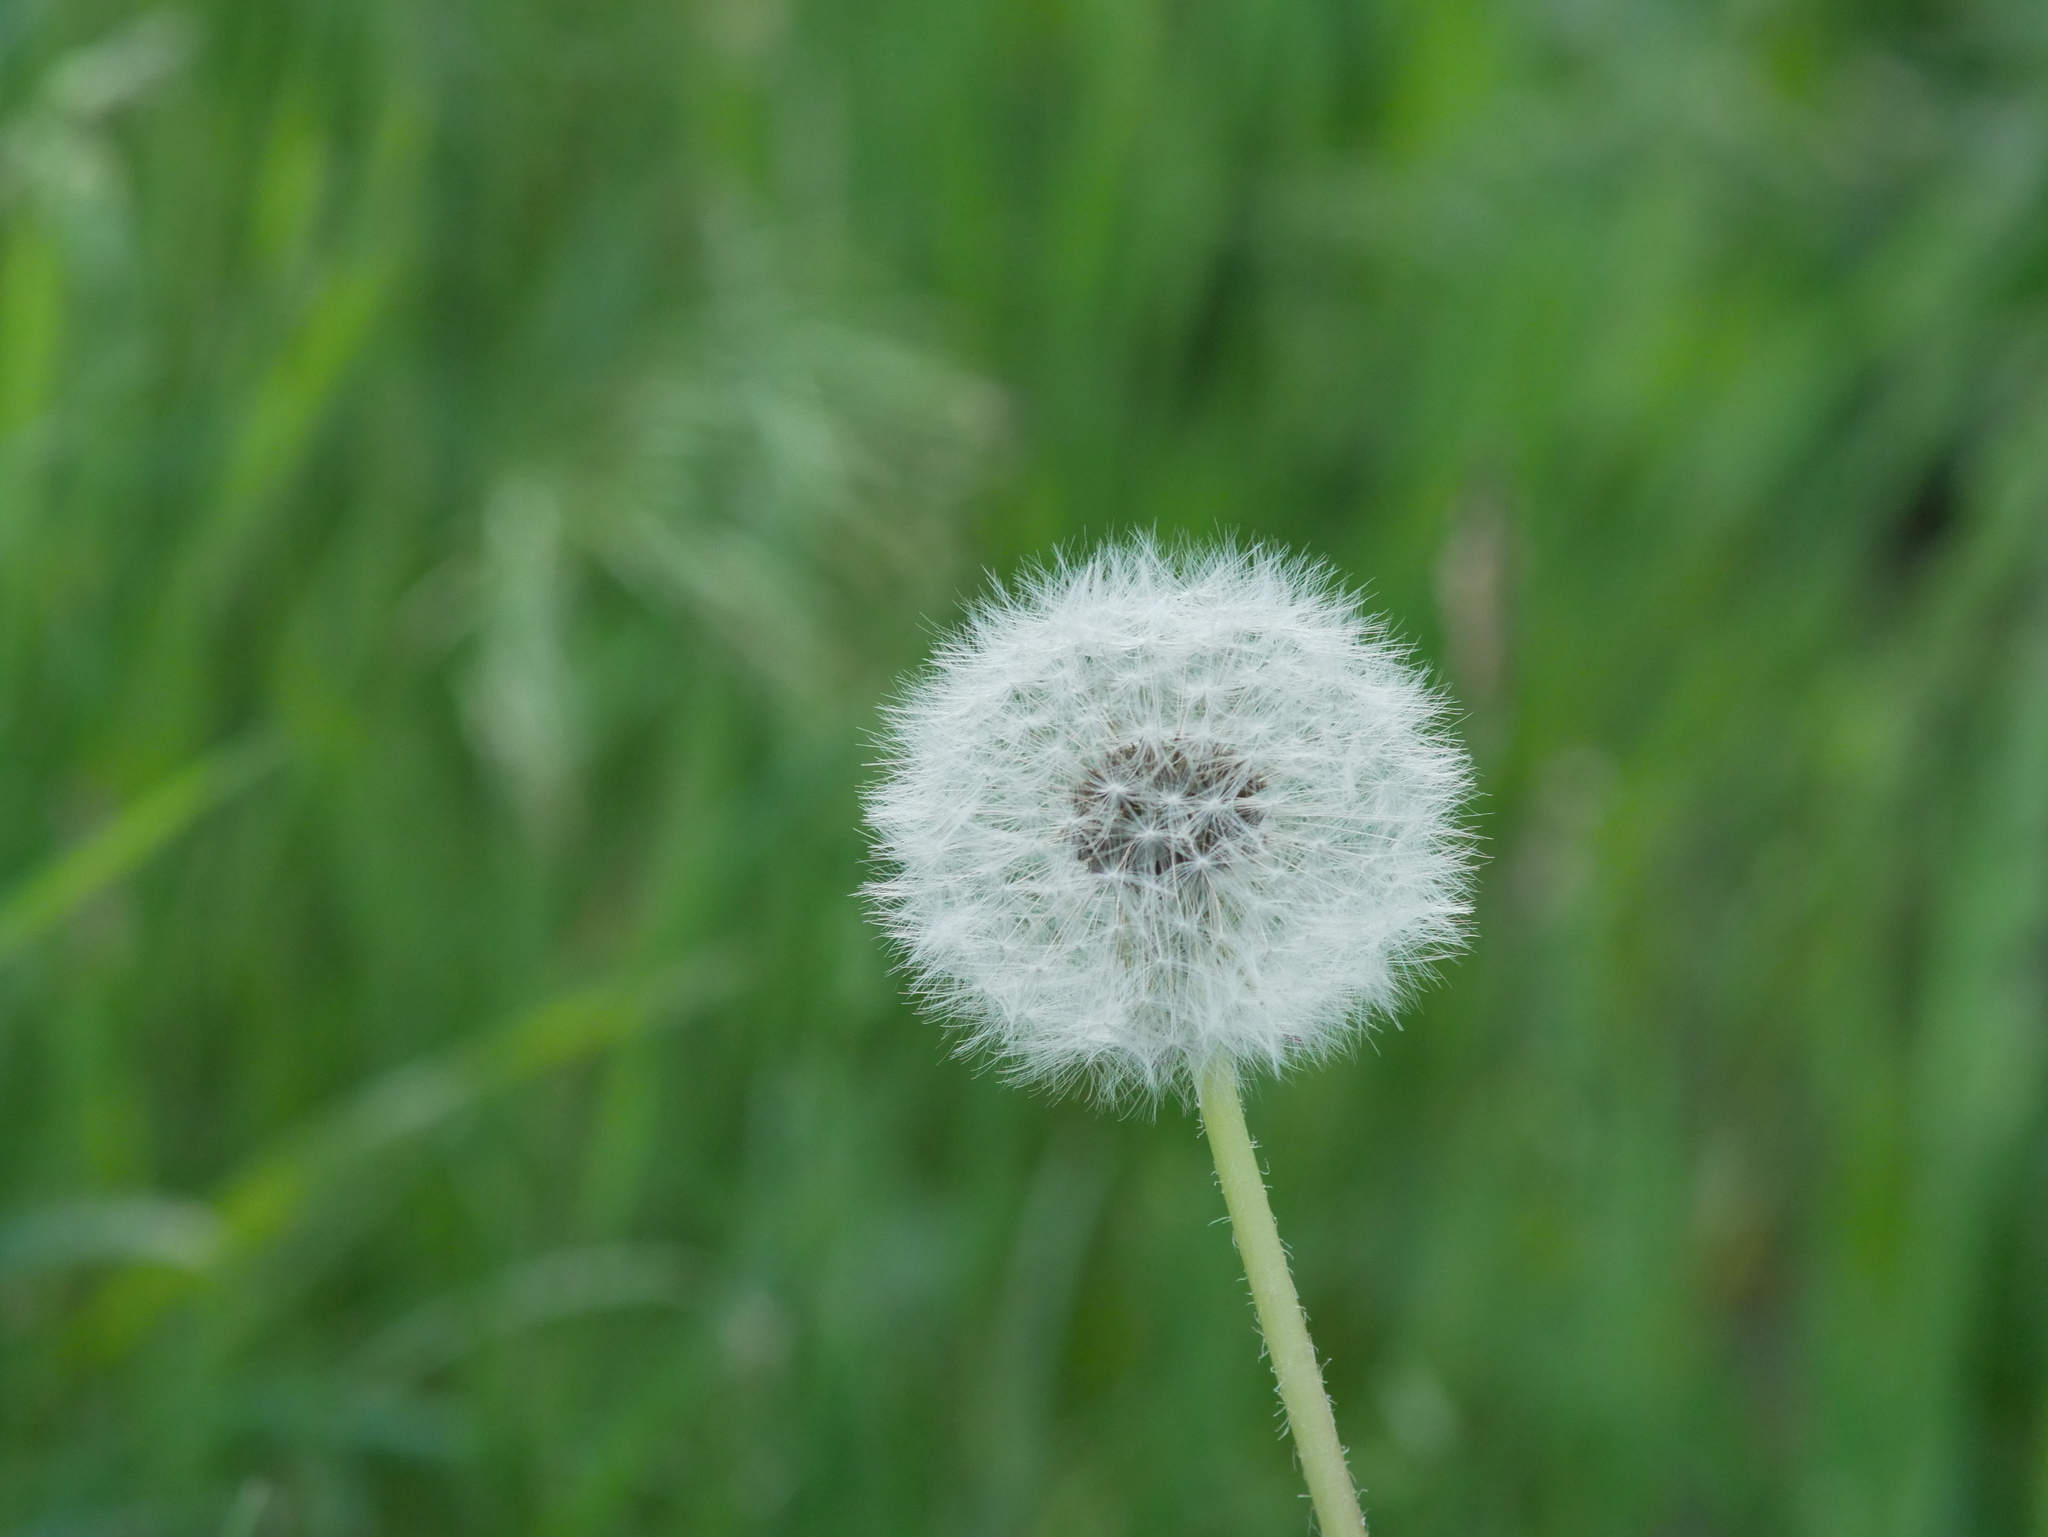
xmin=1198 ymin=1058 xmax=1367 ymax=1537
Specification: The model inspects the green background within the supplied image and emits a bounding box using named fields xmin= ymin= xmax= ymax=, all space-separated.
xmin=4 ymin=1 xmax=2048 ymax=1533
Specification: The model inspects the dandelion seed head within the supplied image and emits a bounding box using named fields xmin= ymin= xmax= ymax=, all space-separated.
xmin=863 ymin=536 xmax=1475 ymax=1103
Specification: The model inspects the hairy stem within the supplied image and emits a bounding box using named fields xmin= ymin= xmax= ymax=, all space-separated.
xmin=1198 ymin=1059 xmax=1367 ymax=1537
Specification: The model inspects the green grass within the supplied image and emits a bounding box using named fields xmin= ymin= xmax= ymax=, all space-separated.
xmin=4 ymin=1 xmax=2048 ymax=1533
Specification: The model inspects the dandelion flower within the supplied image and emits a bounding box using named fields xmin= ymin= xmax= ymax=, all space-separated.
xmin=863 ymin=537 xmax=1474 ymax=1537
xmin=864 ymin=537 xmax=1472 ymax=1101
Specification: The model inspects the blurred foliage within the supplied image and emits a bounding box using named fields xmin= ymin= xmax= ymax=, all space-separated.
xmin=3 ymin=0 xmax=2048 ymax=1533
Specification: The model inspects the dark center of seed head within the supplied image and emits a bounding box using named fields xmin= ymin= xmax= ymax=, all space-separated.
xmin=1071 ymin=740 xmax=1266 ymax=879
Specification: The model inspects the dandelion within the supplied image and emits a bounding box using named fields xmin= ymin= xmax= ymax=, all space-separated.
xmin=864 ymin=536 xmax=1473 ymax=1535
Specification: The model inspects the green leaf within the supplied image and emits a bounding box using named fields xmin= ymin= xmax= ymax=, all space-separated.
xmin=0 ymin=734 xmax=283 ymax=968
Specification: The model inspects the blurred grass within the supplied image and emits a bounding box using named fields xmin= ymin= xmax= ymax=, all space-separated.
xmin=3 ymin=1 xmax=2048 ymax=1533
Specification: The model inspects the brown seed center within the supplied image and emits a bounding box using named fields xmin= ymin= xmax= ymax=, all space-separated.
xmin=1071 ymin=740 xmax=1265 ymax=879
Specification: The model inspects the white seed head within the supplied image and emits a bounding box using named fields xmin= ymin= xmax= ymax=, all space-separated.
xmin=863 ymin=537 xmax=1475 ymax=1102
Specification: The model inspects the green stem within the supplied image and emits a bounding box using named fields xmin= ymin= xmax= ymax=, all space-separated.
xmin=1198 ymin=1058 xmax=1367 ymax=1537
